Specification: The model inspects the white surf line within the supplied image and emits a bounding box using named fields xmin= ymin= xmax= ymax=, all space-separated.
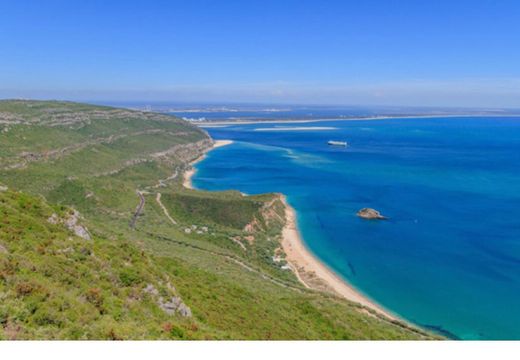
xmin=156 ymin=193 xmax=177 ymax=225
xmin=254 ymin=126 xmax=337 ymax=131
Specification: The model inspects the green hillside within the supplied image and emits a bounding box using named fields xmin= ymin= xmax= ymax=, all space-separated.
xmin=0 ymin=100 xmax=435 ymax=339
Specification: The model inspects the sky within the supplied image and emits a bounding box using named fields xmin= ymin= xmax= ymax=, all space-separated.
xmin=1 ymin=0 xmax=519 ymax=107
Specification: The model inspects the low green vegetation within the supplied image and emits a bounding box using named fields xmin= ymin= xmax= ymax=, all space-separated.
xmin=0 ymin=100 xmax=436 ymax=339
xmin=161 ymin=190 xmax=263 ymax=229
xmin=0 ymin=188 xmax=198 ymax=339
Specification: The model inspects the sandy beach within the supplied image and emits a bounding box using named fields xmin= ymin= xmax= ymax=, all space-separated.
xmin=183 ymin=137 xmax=397 ymax=320
xmin=193 ymin=113 xmax=520 ymax=127
xmin=280 ymin=195 xmax=398 ymax=320
xmin=183 ymin=139 xmax=233 ymax=189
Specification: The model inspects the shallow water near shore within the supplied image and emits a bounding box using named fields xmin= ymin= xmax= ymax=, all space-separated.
xmin=191 ymin=117 xmax=520 ymax=340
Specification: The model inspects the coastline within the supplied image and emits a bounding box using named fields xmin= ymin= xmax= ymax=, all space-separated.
xmin=183 ymin=138 xmax=399 ymax=321
xmin=183 ymin=140 xmax=401 ymax=321
xmin=183 ymin=139 xmax=233 ymax=189
xmin=193 ymin=113 xmax=520 ymax=126
xmin=279 ymin=195 xmax=399 ymax=321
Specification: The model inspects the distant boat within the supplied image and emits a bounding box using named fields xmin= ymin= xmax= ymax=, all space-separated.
xmin=328 ymin=140 xmax=347 ymax=147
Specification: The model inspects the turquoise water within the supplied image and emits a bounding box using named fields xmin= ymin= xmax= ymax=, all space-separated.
xmin=191 ymin=117 xmax=520 ymax=339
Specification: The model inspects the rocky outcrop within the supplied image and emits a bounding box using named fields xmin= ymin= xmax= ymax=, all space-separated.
xmin=357 ymin=208 xmax=387 ymax=220
xmin=143 ymin=283 xmax=192 ymax=317
xmin=48 ymin=210 xmax=91 ymax=240
xmin=143 ymin=283 xmax=159 ymax=296
xmin=159 ymin=296 xmax=192 ymax=317
xmin=243 ymin=194 xmax=286 ymax=234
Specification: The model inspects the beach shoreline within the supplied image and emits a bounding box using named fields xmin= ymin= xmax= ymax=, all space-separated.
xmin=183 ymin=139 xmax=233 ymax=189
xmin=183 ymin=137 xmax=399 ymax=321
xmin=279 ymin=195 xmax=399 ymax=321
xmin=192 ymin=113 xmax=520 ymax=126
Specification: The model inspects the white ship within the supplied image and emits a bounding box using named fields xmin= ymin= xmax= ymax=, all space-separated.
xmin=328 ymin=140 xmax=347 ymax=147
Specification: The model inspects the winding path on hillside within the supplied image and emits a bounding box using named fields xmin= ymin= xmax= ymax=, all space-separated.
xmin=130 ymin=169 xmax=180 ymax=228
xmin=156 ymin=193 xmax=177 ymax=225
xmin=143 ymin=230 xmax=303 ymax=291
xmin=129 ymin=191 xmax=145 ymax=229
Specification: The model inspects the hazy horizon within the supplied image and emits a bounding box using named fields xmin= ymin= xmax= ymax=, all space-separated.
xmin=2 ymin=98 xmax=519 ymax=114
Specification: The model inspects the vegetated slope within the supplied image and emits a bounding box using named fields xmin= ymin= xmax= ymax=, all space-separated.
xmin=0 ymin=188 xmax=200 ymax=339
xmin=0 ymin=100 xmax=435 ymax=339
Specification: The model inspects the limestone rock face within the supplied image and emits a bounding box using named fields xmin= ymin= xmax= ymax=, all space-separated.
xmin=143 ymin=284 xmax=159 ymax=296
xmin=159 ymin=296 xmax=192 ymax=317
xmin=47 ymin=210 xmax=91 ymax=240
xmin=357 ymin=208 xmax=387 ymax=220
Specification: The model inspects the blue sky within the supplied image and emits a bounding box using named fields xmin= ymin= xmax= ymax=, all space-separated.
xmin=1 ymin=0 xmax=519 ymax=107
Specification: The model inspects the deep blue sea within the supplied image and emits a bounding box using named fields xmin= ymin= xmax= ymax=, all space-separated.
xmin=191 ymin=117 xmax=520 ymax=340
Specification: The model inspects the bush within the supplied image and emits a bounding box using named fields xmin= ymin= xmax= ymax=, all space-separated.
xmin=118 ymin=268 xmax=141 ymax=287
xmin=86 ymin=288 xmax=104 ymax=308
xmin=169 ymin=324 xmax=185 ymax=339
xmin=15 ymin=281 xmax=36 ymax=297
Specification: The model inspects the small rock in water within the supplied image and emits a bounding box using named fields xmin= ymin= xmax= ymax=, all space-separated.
xmin=357 ymin=208 xmax=387 ymax=220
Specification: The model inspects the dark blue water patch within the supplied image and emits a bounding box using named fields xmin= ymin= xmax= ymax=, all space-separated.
xmin=417 ymin=323 xmax=461 ymax=340
xmin=347 ymin=262 xmax=357 ymax=277
xmin=193 ymin=117 xmax=520 ymax=339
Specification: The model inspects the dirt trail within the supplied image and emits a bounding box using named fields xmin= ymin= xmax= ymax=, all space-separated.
xmin=129 ymin=191 xmax=145 ymax=229
xmin=154 ymin=170 xmax=178 ymax=189
xmin=143 ymin=231 xmax=302 ymax=291
xmin=156 ymin=193 xmax=177 ymax=225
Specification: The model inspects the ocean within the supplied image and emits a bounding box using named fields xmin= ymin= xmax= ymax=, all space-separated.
xmin=190 ymin=117 xmax=520 ymax=340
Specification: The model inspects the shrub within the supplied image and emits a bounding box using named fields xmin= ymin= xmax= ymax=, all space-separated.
xmin=168 ymin=324 xmax=185 ymax=339
xmin=118 ymin=268 xmax=141 ymax=287
xmin=15 ymin=281 xmax=35 ymax=297
xmin=33 ymin=308 xmax=62 ymax=326
xmin=86 ymin=287 xmax=104 ymax=308
xmin=107 ymin=328 xmax=122 ymax=340
xmin=162 ymin=322 xmax=173 ymax=332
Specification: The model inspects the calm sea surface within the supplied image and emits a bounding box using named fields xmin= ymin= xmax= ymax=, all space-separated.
xmin=191 ymin=117 xmax=520 ymax=339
